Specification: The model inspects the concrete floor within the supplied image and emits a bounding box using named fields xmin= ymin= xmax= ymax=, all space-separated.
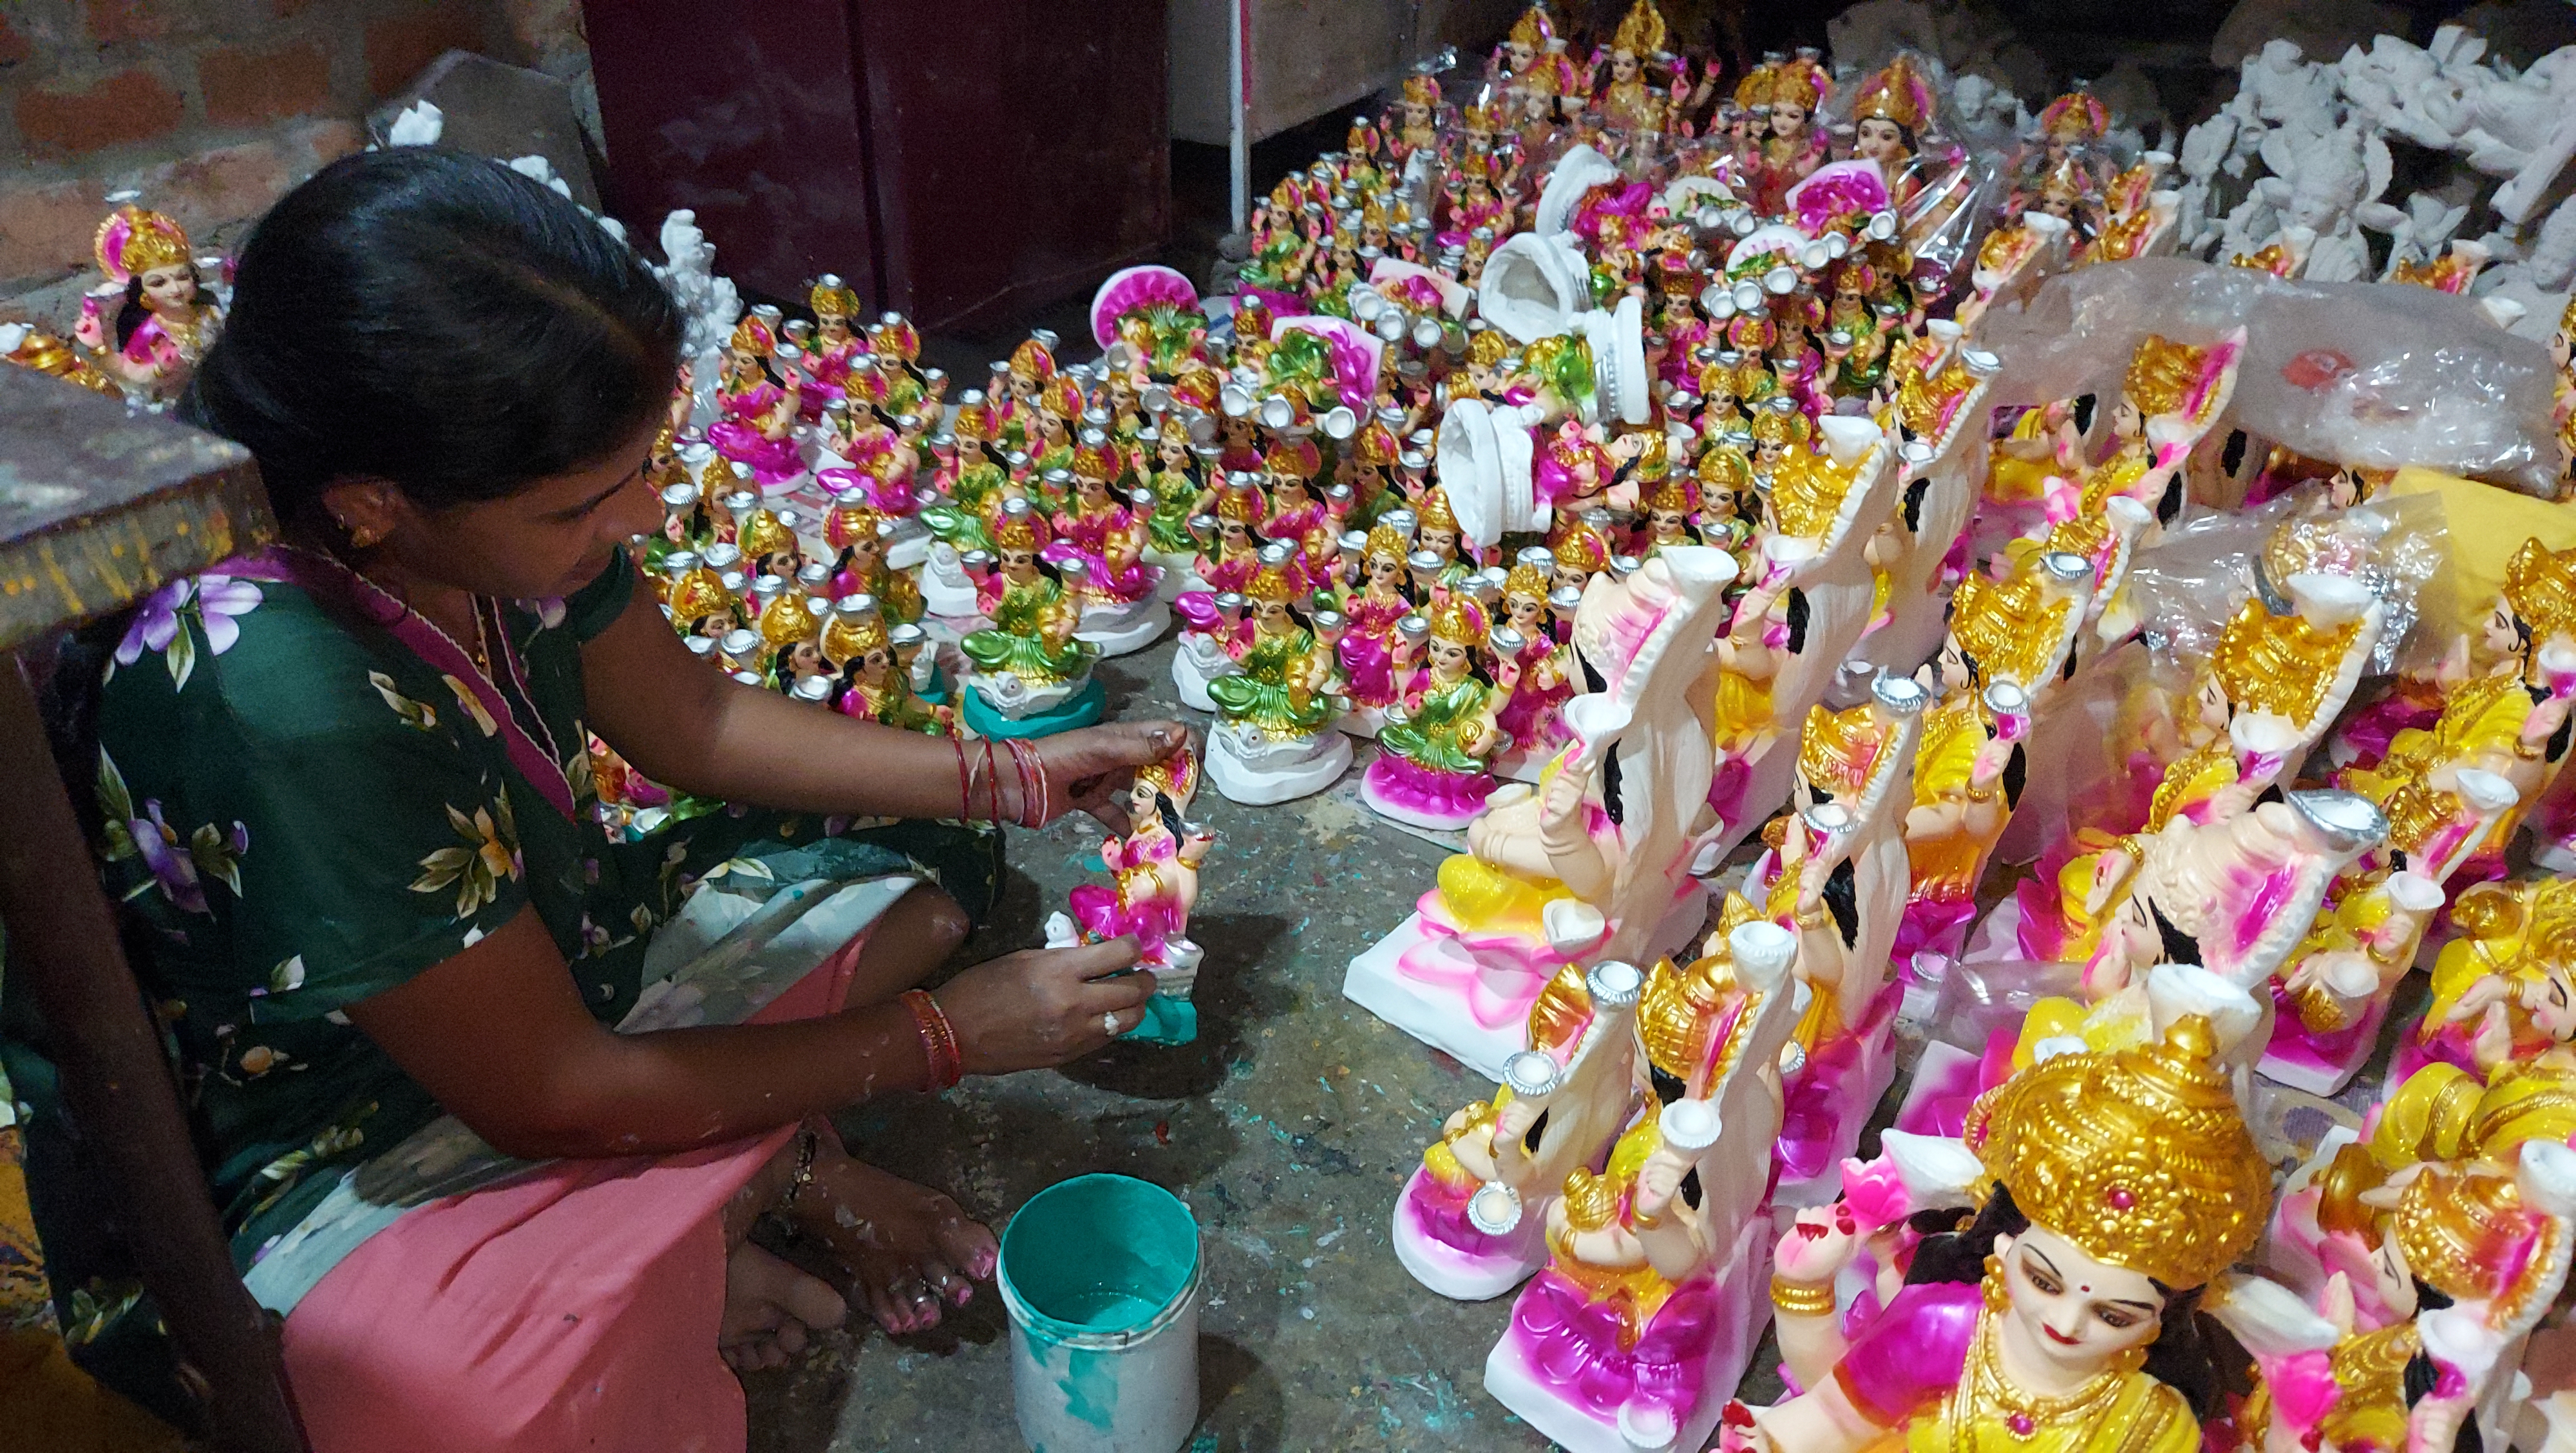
xmin=743 ymin=634 xmax=1791 ymax=1452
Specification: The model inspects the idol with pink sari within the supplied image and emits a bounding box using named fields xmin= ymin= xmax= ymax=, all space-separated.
xmin=706 ymin=316 xmax=808 ymax=492
xmin=1331 ymin=521 xmax=1423 ymax=715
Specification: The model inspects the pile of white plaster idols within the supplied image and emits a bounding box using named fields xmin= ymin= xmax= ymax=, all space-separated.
xmin=19 ymin=6 xmax=2576 ymax=1447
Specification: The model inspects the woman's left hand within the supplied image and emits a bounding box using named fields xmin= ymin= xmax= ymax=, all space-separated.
xmin=1037 ymin=719 xmax=1193 ymax=833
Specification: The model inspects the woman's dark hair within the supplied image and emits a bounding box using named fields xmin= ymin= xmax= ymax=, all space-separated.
xmin=1904 ymin=1186 xmax=2230 ymax=1421
xmin=182 ymin=146 xmax=681 ymax=523
xmin=1150 ymin=789 xmax=1186 ymax=842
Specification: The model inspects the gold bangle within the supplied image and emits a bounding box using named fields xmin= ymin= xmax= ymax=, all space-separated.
xmin=1770 ymin=1275 xmax=1837 ymax=1318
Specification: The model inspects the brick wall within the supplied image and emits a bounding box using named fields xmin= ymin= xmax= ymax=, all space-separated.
xmin=0 ymin=0 xmax=597 ymax=312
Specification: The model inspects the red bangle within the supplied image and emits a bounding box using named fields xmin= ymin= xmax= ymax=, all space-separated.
xmin=902 ymin=989 xmax=963 ymax=1090
xmin=980 ymin=737 xmax=1003 ymax=826
xmin=952 ymin=736 xmax=972 ymax=822
xmin=1008 ymin=738 xmax=1048 ymax=828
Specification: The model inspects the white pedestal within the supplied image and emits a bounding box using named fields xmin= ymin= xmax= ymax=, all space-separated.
xmin=1146 ymin=549 xmax=1197 ymax=601
xmin=1335 ymin=705 xmax=1388 ymax=739
xmin=1207 ymin=723 xmax=1352 ymax=805
xmin=1076 ymin=597 xmax=1170 ymax=658
xmin=1170 ymin=634 xmax=1235 ymax=712
xmin=918 ymin=546 xmax=981 ymax=620
xmin=884 ymin=529 xmax=931 ymax=573
xmin=1343 ymin=881 xmax=1712 ymax=1083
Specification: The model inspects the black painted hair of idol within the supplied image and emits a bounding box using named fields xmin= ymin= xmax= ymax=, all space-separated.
xmin=182 ymin=146 xmax=681 ymax=523
xmin=115 ymin=265 xmax=195 ymax=352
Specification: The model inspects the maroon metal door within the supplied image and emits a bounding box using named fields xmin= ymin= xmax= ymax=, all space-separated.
xmin=585 ymin=0 xmax=1170 ymax=332
xmin=852 ymin=0 xmax=1170 ymax=331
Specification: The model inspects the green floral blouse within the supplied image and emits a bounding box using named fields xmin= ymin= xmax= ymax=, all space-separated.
xmin=87 ymin=549 xmax=998 ymax=1266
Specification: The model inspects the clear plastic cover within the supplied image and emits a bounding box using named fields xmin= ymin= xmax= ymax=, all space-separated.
xmin=1975 ymin=258 xmax=2560 ymax=493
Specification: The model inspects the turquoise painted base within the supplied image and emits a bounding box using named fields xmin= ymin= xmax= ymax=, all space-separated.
xmin=961 ymin=677 xmax=1105 ymax=740
xmin=1120 ymin=992 xmax=1198 ymax=1046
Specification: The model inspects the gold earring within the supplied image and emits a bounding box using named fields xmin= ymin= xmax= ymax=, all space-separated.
xmin=348 ymin=523 xmax=383 ymax=549
xmin=1981 ymin=1253 xmax=2009 ymax=1313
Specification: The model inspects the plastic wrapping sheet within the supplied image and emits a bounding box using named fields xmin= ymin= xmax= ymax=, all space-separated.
xmin=1991 ymin=639 xmax=2141 ymax=868
xmin=2120 ymin=485 xmax=2451 ymax=678
xmin=1976 ymin=259 xmax=2561 ymax=495
xmin=1900 ymin=147 xmax=2002 ymax=308
xmin=1993 ymin=488 xmax=2448 ymax=866
xmin=1924 ymin=956 xmax=2087 ymax=1056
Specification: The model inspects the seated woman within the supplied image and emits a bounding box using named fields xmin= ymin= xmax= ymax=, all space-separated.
xmin=26 ymin=148 xmax=1186 ymax=1453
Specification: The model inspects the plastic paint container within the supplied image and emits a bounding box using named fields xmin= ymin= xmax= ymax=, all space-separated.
xmin=996 ymin=1173 xmax=1203 ymax=1453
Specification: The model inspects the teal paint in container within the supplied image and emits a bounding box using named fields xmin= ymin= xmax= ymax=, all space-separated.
xmin=997 ymin=1174 xmax=1203 ymax=1453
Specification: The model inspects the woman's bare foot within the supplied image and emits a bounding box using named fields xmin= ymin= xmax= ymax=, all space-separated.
xmin=719 ymin=1241 xmax=849 ymax=1372
xmin=790 ymin=1152 xmax=998 ymax=1336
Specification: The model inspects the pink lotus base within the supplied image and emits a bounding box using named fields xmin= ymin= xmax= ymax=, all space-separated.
xmin=1482 ymin=1213 xmax=1771 ymax=1453
xmin=1362 ymin=755 xmax=1501 ymax=831
xmin=1390 ymin=1164 xmax=1548 ymax=1302
xmin=2258 ymin=989 xmax=2390 ymax=1097
xmin=1343 ymin=880 xmax=1713 ymax=1082
xmin=1772 ymin=983 xmax=1902 ymax=1209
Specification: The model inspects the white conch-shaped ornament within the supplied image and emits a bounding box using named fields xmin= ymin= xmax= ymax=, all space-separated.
xmin=2141 ymin=962 xmax=2266 ymax=1059
xmin=2204 ymin=1272 xmax=2340 ymax=1360
xmin=1480 ymin=231 xmax=1595 ymax=345
xmin=1543 ymin=899 xmax=1611 ymax=956
xmin=1879 ymin=1130 xmax=1983 ymax=1211
xmin=1437 ymin=399 xmax=1548 ymax=549
xmin=1814 ymin=414 xmax=1885 ymax=469
xmin=1535 ymin=144 xmax=1620 ymax=237
xmin=1578 ymin=295 xmax=1650 ymax=426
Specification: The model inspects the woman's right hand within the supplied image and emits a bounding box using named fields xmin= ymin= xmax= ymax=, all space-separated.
xmin=935 ymin=937 xmax=1157 ymax=1074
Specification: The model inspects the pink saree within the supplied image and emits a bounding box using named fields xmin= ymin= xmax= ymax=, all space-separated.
xmin=278 ymin=931 xmax=872 ymax=1453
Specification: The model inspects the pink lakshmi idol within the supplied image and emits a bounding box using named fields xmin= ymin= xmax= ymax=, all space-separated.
xmin=816 ymin=416 xmax=925 ymax=557
xmin=1733 ymin=53 xmax=1831 ymax=215
xmin=1258 ymin=460 xmax=1344 ymax=592
xmin=75 ymin=203 xmax=223 ymax=402
xmin=1491 ymin=551 xmax=1575 ymax=763
xmin=1050 ymin=748 xmax=1215 ymax=1045
xmin=1332 ymin=520 xmax=1424 ymax=724
xmin=1066 ymin=747 xmax=1212 ymax=963
xmin=1170 ymin=480 xmax=1269 ymax=708
xmin=1049 ymin=437 xmax=1162 ymax=605
xmin=798 ymin=276 xmax=869 ymax=421
xmin=708 ymin=314 xmax=809 ymax=493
